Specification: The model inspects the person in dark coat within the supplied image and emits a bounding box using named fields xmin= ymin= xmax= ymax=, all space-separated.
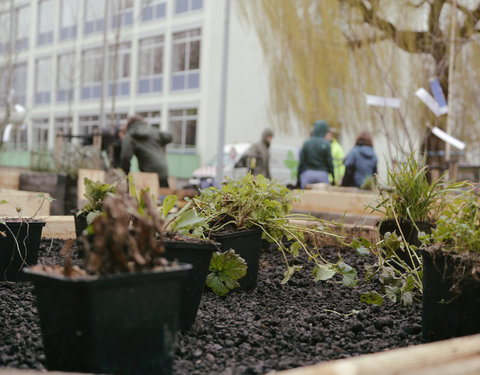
xmin=342 ymin=132 xmax=377 ymax=188
xmin=120 ymin=115 xmax=173 ymax=187
xmin=246 ymin=128 xmax=274 ymax=178
xmin=297 ymin=120 xmax=334 ymax=189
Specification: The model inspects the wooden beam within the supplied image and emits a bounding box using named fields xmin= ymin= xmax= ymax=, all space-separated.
xmin=292 ymin=189 xmax=381 ymax=217
xmin=37 ymin=216 xmax=75 ymax=240
xmin=0 ymin=170 xmax=21 ymax=190
xmin=278 ymin=333 xmax=480 ymax=375
xmin=0 ymin=190 xmax=50 ymax=216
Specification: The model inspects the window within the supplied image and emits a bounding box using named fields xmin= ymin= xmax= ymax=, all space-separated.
xmin=112 ymin=0 xmax=134 ymax=28
xmin=55 ymin=117 xmax=72 ymax=135
xmin=32 ymin=118 xmax=50 ymax=150
xmin=0 ymin=12 xmax=11 ymax=54
xmin=13 ymin=63 xmax=27 ymax=105
xmin=60 ymin=0 xmax=78 ymax=40
xmin=171 ymin=29 xmax=201 ymax=91
xmin=84 ymin=0 xmax=105 ymax=35
xmin=35 ymin=57 xmax=52 ymax=105
xmin=15 ymin=6 xmax=30 ymax=51
xmin=138 ymin=36 xmax=163 ymax=94
xmin=168 ymin=108 xmax=197 ymax=151
xmin=79 ymin=115 xmax=100 ymax=137
xmin=57 ymin=52 xmax=75 ymax=102
xmin=81 ymin=47 xmax=103 ymax=100
xmin=109 ymin=42 xmax=131 ymax=96
xmin=37 ymin=0 xmax=54 ymax=46
xmin=174 ymin=0 xmax=203 ymax=14
xmin=136 ymin=110 xmax=161 ymax=130
xmin=141 ymin=0 xmax=166 ymax=22
xmin=7 ymin=124 xmax=28 ymax=151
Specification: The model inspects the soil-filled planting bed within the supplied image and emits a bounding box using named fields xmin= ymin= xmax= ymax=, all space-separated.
xmin=0 ymin=239 xmax=422 ymax=374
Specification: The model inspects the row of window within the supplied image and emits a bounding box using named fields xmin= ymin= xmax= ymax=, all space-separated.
xmin=9 ymin=108 xmax=198 ymax=151
xmin=5 ymin=29 xmax=201 ymax=106
xmin=0 ymin=0 xmax=202 ymax=52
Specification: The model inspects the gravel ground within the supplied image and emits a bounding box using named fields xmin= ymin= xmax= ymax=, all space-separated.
xmin=0 ymin=238 xmax=423 ymax=374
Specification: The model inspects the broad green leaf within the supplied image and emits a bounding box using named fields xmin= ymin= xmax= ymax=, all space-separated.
xmin=312 ymin=264 xmax=336 ymax=282
xmin=290 ymin=241 xmax=301 ymax=257
xmin=162 ymin=195 xmax=177 ymax=218
xmin=207 ymin=250 xmax=247 ymax=296
xmin=170 ymin=209 xmax=206 ymax=231
xmin=400 ymin=291 xmax=413 ymax=306
xmin=338 ymin=262 xmax=357 ymax=287
xmin=281 ymin=264 xmax=302 ymax=284
xmin=356 ymin=246 xmax=370 ymax=257
xmin=384 ymin=285 xmax=398 ymax=303
xmin=0 ymin=200 xmax=6 ymax=205
xmin=360 ymin=291 xmax=383 ymax=306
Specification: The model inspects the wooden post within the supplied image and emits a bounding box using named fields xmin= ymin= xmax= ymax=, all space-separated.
xmin=92 ymin=129 xmax=102 ymax=149
xmin=55 ymin=131 xmax=63 ymax=161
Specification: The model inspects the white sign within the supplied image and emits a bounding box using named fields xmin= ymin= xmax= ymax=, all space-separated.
xmin=366 ymin=94 xmax=401 ymax=108
xmin=2 ymin=123 xmax=13 ymax=142
xmin=432 ymin=126 xmax=465 ymax=150
xmin=415 ymin=88 xmax=448 ymax=117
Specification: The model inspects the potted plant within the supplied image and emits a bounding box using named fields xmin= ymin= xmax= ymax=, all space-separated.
xmin=421 ymin=186 xmax=480 ymax=341
xmin=371 ymin=152 xmax=463 ymax=268
xmin=151 ymin=192 xmax=223 ymax=329
xmin=0 ymin=194 xmax=50 ymax=281
xmin=190 ymin=173 xmax=356 ymax=292
xmin=25 ymin=192 xmax=191 ymax=375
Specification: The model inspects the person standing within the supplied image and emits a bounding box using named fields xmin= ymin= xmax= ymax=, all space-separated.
xmin=342 ymin=132 xmax=377 ymax=188
xmin=246 ymin=128 xmax=274 ymax=179
xmin=325 ymin=127 xmax=345 ymax=185
xmin=297 ymin=120 xmax=334 ymax=189
xmin=120 ymin=115 xmax=173 ymax=187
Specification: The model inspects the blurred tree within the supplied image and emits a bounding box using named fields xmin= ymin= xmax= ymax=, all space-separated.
xmin=238 ymin=0 xmax=480 ymax=154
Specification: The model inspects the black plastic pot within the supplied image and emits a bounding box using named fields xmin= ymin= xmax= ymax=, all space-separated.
xmin=377 ymin=219 xmax=433 ymax=247
xmin=211 ymin=229 xmax=262 ymax=290
xmin=164 ymin=240 xmax=218 ymax=329
xmin=422 ymin=247 xmax=480 ymax=342
xmin=377 ymin=219 xmax=433 ymax=269
xmin=0 ymin=220 xmax=45 ymax=281
xmin=72 ymin=211 xmax=88 ymax=241
xmin=24 ymin=264 xmax=192 ymax=375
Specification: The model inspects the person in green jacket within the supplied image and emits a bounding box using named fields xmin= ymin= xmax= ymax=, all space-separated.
xmin=297 ymin=120 xmax=334 ymax=189
xmin=120 ymin=115 xmax=173 ymax=187
xmin=325 ymin=128 xmax=345 ymax=185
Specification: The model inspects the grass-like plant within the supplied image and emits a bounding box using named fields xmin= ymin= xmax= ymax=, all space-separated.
xmin=371 ymin=152 xmax=462 ymax=223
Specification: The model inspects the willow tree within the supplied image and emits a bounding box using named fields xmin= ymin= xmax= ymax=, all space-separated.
xmin=238 ymin=0 xmax=480 ymax=155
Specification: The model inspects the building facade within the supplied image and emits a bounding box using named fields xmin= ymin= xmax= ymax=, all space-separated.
xmin=0 ymin=0 xmax=294 ymax=179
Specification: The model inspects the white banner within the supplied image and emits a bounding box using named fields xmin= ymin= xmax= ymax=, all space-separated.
xmin=415 ymin=88 xmax=448 ymax=117
xmin=432 ymin=126 xmax=465 ymax=150
xmin=366 ymin=94 xmax=400 ymax=108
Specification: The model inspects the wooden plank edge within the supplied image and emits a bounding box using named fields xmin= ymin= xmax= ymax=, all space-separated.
xmin=276 ymin=333 xmax=480 ymax=375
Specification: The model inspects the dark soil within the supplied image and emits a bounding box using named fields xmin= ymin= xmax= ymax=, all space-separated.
xmin=0 ymin=239 xmax=423 ymax=374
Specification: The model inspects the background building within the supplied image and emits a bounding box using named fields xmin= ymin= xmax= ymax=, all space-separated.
xmin=0 ymin=0 xmax=304 ymax=181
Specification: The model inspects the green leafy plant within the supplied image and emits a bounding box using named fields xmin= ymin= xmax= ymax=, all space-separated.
xmin=190 ymin=173 xmax=356 ymax=287
xmin=77 ymin=177 xmax=117 ymax=225
xmin=423 ymin=186 xmax=480 ymax=253
xmin=206 ymin=250 xmax=247 ymax=296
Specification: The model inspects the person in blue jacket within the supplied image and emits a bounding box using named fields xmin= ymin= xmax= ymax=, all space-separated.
xmin=297 ymin=120 xmax=334 ymax=189
xmin=342 ymin=132 xmax=377 ymax=188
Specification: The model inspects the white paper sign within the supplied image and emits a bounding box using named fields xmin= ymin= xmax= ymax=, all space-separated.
xmin=366 ymin=95 xmax=401 ymax=108
xmin=432 ymin=126 xmax=465 ymax=150
xmin=2 ymin=123 xmax=13 ymax=142
xmin=415 ymin=88 xmax=448 ymax=117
